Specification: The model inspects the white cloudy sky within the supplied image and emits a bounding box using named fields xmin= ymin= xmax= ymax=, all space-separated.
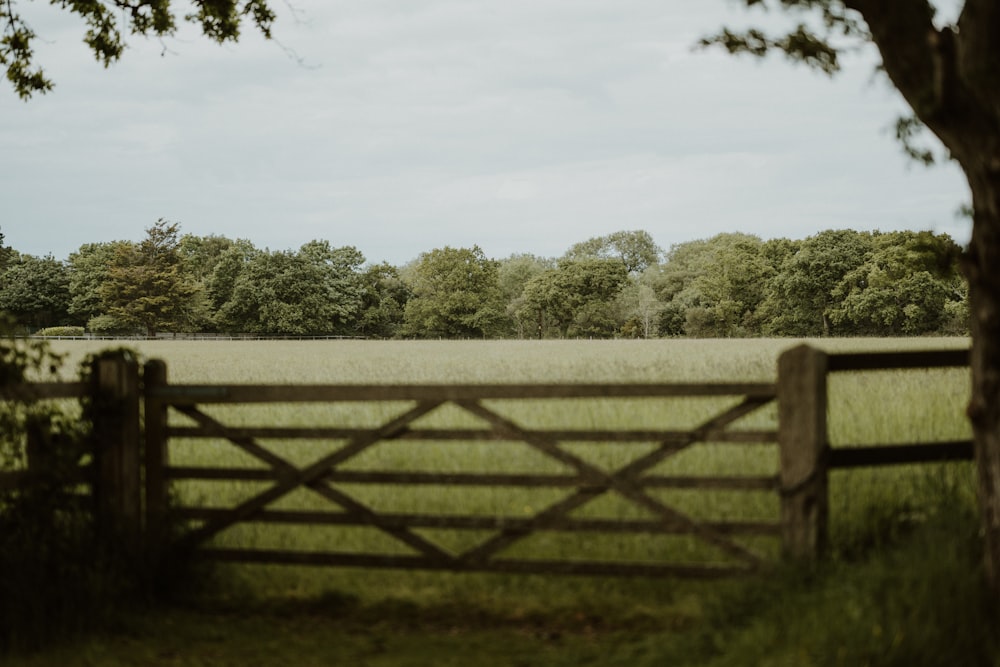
xmin=1 ymin=1 xmax=970 ymax=266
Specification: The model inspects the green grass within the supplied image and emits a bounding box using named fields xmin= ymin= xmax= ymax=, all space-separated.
xmin=13 ymin=336 xmax=989 ymax=666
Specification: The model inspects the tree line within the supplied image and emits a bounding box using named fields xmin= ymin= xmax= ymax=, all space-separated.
xmin=0 ymin=221 xmax=967 ymax=339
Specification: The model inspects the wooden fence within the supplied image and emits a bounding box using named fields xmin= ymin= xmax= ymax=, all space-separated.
xmin=0 ymin=344 xmax=975 ymax=577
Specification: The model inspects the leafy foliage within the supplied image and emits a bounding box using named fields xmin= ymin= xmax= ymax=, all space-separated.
xmin=2 ymin=0 xmax=276 ymax=99
xmin=563 ymin=230 xmax=663 ymax=275
xmin=217 ymin=241 xmax=366 ymax=335
xmin=0 ymin=224 xmax=971 ymax=339
xmin=357 ymin=262 xmax=411 ymax=338
xmin=402 ymin=245 xmax=505 ymax=338
xmin=515 ymin=258 xmax=629 ymax=338
xmin=98 ymin=220 xmax=202 ymax=336
xmin=0 ymin=322 xmax=99 ymax=651
xmin=0 ymin=253 xmax=72 ymax=331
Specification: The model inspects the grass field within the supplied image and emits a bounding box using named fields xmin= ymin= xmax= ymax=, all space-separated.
xmin=15 ymin=336 xmax=986 ymax=666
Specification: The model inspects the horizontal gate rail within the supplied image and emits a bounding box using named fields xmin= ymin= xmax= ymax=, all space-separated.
xmin=175 ymin=507 xmax=781 ymax=535
xmin=148 ymin=382 xmax=777 ymax=403
xmin=166 ymin=426 xmax=778 ymax=443
xmin=165 ymin=466 xmax=779 ymax=490
xmin=825 ymin=349 xmax=974 ymax=468
xmin=826 ymin=349 xmax=968 ymax=371
xmin=829 ymin=441 xmax=974 ymax=468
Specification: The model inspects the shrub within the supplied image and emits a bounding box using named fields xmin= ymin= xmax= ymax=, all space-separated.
xmin=33 ymin=326 xmax=85 ymax=337
xmin=86 ymin=314 xmax=134 ymax=335
xmin=0 ymin=335 xmax=159 ymax=653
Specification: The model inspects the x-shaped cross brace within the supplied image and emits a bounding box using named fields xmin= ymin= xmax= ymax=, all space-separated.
xmin=169 ymin=394 xmax=771 ymax=569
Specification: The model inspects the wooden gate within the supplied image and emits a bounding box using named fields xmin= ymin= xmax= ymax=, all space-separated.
xmin=143 ymin=361 xmax=781 ymax=577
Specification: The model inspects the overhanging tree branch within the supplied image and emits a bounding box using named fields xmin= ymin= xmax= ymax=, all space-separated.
xmin=3 ymin=0 xmax=277 ymax=99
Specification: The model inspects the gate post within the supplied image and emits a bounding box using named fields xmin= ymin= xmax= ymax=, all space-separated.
xmin=92 ymin=351 xmax=141 ymax=553
xmin=777 ymin=344 xmax=829 ymax=560
xmin=143 ymin=359 xmax=169 ymax=552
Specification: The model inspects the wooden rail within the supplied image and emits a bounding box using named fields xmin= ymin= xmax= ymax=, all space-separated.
xmin=2 ymin=344 xmax=976 ymax=576
xmin=826 ymin=347 xmax=973 ymax=470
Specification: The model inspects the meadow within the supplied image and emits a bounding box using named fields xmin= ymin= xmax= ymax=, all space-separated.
xmin=12 ymin=336 xmax=989 ymax=666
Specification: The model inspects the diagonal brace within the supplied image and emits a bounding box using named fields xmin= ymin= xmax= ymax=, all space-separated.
xmin=454 ymin=397 xmax=772 ymax=566
xmin=172 ymin=400 xmax=452 ymax=562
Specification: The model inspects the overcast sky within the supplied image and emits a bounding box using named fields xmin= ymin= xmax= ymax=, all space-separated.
xmin=1 ymin=1 xmax=970 ymax=266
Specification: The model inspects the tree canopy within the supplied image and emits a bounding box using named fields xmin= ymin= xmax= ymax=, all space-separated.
xmin=96 ymin=220 xmax=201 ymax=336
xmin=0 ymin=225 xmax=968 ymax=340
xmin=402 ymin=246 xmax=505 ymax=339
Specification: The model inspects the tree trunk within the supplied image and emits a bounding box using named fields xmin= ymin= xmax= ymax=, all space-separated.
xmin=965 ymin=163 xmax=1000 ymax=591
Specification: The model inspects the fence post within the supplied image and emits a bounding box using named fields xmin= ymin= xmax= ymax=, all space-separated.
xmin=777 ymin=344 xmax=829 ymax=561
xmin=92 ymin=351 xmax=142 ymax=552
xmin=143 ymin=359 xmax=169 ymax=552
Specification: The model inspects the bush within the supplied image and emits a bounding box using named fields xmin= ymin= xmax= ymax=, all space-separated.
xmin=86 ymin=314 xmax=134 ymax=335
xmin=0 ymin=336 xmax=159 ymax=653
xmin=33 ymin=326 xmax=85 ymax=337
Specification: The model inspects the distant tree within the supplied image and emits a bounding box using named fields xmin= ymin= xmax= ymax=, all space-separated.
xmin=497 ymin=254 xmax=556 ymax=338
xmin=617 ymin=283 xmax=665 ymax=338
xmin=402 ymin=246 xmax=505 ymax=338
xmin=205 ymin=238 xmax=257 ymax=315
xmin=0 ymin=253 xmax=72 ymax=330
xmin=357 ymin=262 xmax=410 ymax=338
xmin=563 ymin=230 xmax=662 ymax=274
xmin=218 ymin=242 xmax=366 ymax=335
xmin=300 ymin=241 xmax=367 ymax=333
xmin=66 ymin=242 xmax=117 ymax=325
xmin=650 ymin=233 xmax=774 ymax=337
xmin=99 ymin=220 xmax=202 ymax=336
xmin=829 ymin=230 xmax=965 ymax=334
xmin=516 ymin=258 xmax=629 ymax=338
xmin=688 ymin=235 xmax=775 ymax=337
xmin=178 ymin=234 xmax=237 ymax=283
xmin=0 ymin=229 xmax=11 ymax=273
xmin=3 ymin=0 xmax=278 ymax=99
xmin=758 ymin=230 xmax=873 ymax=336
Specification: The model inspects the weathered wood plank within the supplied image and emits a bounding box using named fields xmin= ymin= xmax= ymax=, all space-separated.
xmin=93 ymin=354 xmax=142 ymax=552
xmin=144 ymin=360 xmax=170 ymax=549
xmin=165 ymin=466 xmax=778 ymax=490
xmin=166 ymin=425 xmax=778 ymax=444
xmin=827 ymin=349 xmax=969 ymax=372
xmin=829 ymin=441 xmax=974 ymax=468
xmin=148 ymin=382 xmax=777 ymax=404
xmin=196 ymin=548 xmax=757 ymax=577
xmin=777 ymin=345 xmax=828 ymax=561
xmin=177 ymin=507 xmax=782 ymax=535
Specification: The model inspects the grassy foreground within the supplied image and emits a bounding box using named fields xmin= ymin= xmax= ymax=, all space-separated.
xmin=8 ymin=337 xmax=996 ymax=666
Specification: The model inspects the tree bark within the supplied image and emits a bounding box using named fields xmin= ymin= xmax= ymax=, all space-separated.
xmin=848 ymin=0 xmax=1000 ymax=590
xmin=964 ymin=158 xmax=1000 ymax=589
